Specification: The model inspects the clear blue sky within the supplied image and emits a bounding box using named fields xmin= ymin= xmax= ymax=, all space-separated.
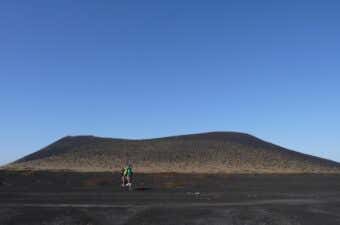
xmin=1 ymin=0 xmax=339 ymax=165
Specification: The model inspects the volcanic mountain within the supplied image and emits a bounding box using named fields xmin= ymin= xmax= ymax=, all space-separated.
xmin=6 ymin=132 xmax=340 ymax=173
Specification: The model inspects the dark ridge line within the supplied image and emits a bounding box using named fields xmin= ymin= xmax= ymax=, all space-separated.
xmin=12 ymin=131 xmax=340 ymax=166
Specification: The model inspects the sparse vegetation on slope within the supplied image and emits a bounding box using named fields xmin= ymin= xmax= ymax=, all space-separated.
xmin=6 ymin=132 xmax=340 ymax=173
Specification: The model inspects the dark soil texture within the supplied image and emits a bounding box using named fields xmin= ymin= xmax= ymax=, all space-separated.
xmin=1 ymin=170 xmax=340 ymax=225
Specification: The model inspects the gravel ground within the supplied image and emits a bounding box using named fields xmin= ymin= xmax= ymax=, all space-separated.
xmin=1 ymin=171 xmax=340 ymax=225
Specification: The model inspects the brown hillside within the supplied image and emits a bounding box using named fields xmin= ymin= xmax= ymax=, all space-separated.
xmin=6 ymin=132 xmax=340 ymax=173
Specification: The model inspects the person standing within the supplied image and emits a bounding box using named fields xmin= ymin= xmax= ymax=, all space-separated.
xmin=125 ymin=164 xmax=133 ymax=190
xmin=120 ymin=166 xmax=126 ymax=187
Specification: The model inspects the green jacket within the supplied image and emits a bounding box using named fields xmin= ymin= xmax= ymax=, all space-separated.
xmin=124 ymin=167 xmax=133 ymax=176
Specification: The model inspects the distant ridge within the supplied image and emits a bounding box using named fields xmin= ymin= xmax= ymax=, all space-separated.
xmin=6 ymin=132 xmax=340 ymax=173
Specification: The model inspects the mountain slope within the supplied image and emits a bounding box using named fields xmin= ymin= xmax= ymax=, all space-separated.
xmin=7 ymin=132 xmax=340 ymax=173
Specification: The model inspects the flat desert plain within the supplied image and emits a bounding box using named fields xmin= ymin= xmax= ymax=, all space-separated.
xmin=0 ymin=171 xmax=340 ymax=225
